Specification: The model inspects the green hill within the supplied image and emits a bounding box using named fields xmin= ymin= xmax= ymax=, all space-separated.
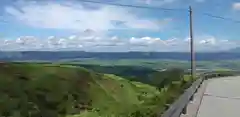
xmin=0 ymin=63 xmax=190 ymax=117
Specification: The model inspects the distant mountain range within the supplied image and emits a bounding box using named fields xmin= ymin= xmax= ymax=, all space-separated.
xmin=1 ymin=51 xmax=240 ymax=61
xmin=227 ymin=47 xmax=240 ymax=53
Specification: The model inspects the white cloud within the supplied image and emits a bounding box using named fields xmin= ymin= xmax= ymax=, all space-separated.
xmin=198 ymin=36 xmax=216 ymax=45
xmin=129 ymin=37 xmax=166 ymax=45
xmin=233 ymin=2 xmax=240 ymax=10
xmin=4 ymin=1 xmax=170 ymax=31
xmin=132 ymin=0 xmax=176 ymax=6
xmin=0 ymin=34 xmax=238 ymax=52
xmin=194 ymin=35 xmax=239 ymax=52
xmin=195 ymin=0 xmax=205 ymax=3
xmin=138 ymin=0 xmax=176 ymax=5
xmin=145 ymin=0 xmax=152 ymax=4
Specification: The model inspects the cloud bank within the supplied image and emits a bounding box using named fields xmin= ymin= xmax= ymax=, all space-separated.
xmin=1 ymin=0 xmax=238 ymax=52
xmin=0 ymin=34 xmax=238 ymax=52
xmin=4 ymin=1 xmax=171 ymax=31
xmin=233 ymin=2 xmax=240 ymax=10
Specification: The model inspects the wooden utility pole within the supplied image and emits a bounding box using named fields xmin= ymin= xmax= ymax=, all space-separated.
xmin=189 ymin=6 xmax=195 ymax=80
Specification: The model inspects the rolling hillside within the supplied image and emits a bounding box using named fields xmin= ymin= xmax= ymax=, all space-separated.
xmin=0 ymin=62 xmax=190 ymax=117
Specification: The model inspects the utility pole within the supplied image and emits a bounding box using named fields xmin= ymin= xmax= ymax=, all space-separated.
xmin=189 ymin=6 xmax=195 ymax=81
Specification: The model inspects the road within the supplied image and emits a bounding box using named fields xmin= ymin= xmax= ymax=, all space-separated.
xmin=196 ymin=76 xmax=240 ymax=117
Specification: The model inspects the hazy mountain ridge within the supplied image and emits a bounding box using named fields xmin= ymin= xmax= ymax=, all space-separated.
xmin=1 ymin=51 xmax=240 ymax=61
xmin=228 ymin=47 xmax=240 ymax=53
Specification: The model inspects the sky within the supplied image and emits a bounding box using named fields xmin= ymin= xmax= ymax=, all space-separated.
xmin=0 ymin=0 xmax=240 ymax=52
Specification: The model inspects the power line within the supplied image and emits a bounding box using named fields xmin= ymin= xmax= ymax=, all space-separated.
xmin=199 ymin=12 xmax=240 ymax=23
xmin=75 ymin=0 xmax=240 ymax=24
xmin=76 ymin=0 xmax=187 ymax=11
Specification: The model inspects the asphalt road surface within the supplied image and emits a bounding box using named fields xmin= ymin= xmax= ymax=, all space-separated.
xmin=196 ymin=76 xmax=240 ymax=117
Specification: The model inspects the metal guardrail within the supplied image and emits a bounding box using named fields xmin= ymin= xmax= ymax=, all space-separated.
xmin=161 ymin=76 xmax=204 ymax=117
xmin=161 ymin=71 xmax=240 ymax=117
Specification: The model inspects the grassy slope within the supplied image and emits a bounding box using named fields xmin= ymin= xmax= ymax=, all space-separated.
xmin=0 ymin=63 xmax=175 ymax=117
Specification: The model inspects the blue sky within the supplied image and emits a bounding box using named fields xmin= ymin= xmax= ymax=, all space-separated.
xmin=0 ymin=0 xmax=240 ymax=52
